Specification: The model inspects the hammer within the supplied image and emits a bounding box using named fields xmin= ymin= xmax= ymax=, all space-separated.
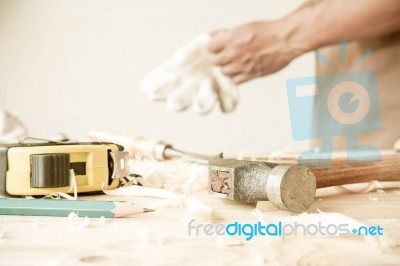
xmin=209 ymin=150 xmax=400 ymax=213
xmin=89 ymin=132 xmax=400 ymax=212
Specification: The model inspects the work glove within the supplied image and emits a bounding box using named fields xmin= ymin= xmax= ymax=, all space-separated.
xmin=0 ymin=109 xmax=27 ymax=143
xmin=140 ymin=34 xmax=239 ymax=115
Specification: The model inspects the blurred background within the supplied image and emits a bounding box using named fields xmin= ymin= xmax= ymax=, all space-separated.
xmin=0 ymin=0 xmax=313 ymax=155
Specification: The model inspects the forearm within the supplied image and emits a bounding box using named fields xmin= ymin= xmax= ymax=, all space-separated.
xmin=207 ymin=0 xmax=400 ymax=83
xmin=283 ymin=0 xmax=400 ymax=53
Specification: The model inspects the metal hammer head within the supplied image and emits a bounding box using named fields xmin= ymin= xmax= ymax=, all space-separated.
xmin=208 ymin=157 xmax=316 ymax=213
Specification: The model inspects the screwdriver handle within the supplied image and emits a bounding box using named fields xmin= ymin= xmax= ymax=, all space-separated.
xmin=88 ymin=131 xmax=168 ymax=160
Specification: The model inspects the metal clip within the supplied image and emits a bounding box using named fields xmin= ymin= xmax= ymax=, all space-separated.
xmin=110 ymin=151 xmax=130 ymax=179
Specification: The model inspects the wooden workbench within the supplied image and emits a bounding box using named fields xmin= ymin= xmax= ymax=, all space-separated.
xmin=1 ymin=168 xmax=399 ymax=265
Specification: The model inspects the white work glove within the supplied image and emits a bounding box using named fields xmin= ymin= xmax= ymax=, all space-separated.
xmin=140 ymin=34 xmax=239 ymax=115
xmin=0 ymin=109 xmax=27 ymax=143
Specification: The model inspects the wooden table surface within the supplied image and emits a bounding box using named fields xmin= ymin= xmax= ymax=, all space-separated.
xmin=1 ymin=175 xmax=399 ymax=265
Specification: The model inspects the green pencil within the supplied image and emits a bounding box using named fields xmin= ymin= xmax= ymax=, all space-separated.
xmin=0 ymin=198 xmax=154 ymax=218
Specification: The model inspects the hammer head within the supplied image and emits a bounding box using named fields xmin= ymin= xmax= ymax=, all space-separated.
xmin=208 ymin=157 xmax=316 ymax=213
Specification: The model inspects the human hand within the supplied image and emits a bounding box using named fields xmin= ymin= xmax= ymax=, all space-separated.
xmin=208 ymin=21 xmax=304 ymax=84
xmin=140 ymin=34 xmax=238 ymax=115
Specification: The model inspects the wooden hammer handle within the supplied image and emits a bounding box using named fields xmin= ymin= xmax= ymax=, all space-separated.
xmin=312 ymin=152 xmax=400 ymax=188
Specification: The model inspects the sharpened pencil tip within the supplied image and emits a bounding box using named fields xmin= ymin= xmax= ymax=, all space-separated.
xmin=143 ymin=208 xmax=155 ymax=213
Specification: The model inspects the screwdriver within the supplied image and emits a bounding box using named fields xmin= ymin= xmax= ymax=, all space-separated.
xmin=88 ymin=131 xmax=211 ymax=164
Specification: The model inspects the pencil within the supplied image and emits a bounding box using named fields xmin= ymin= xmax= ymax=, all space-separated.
xmin=0 ymin=198 xmax=154 ymax=218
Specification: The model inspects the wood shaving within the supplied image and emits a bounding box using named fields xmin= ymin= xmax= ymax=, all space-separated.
xmin=216 ymin=235 xmax=244 ymax=246
xmin=294 ymin=212 xmax=363 ymax=229
xmin=183 ymin=196 xmax=211 ymax=221
xmin=366 ymin=219 xmax=400 ymax=250
xmin=149 ymin=198 xmax=183 ymax=210
xmin=103 ymin=184 xmax=179 ymax=199
xmin=105 ymin=158 xmax=212 ymax=222
xmin=255 ymin=201 xmax=294 ymax=215
xmin=368 ymin=195 xmax=379 ymax=202
xmin=68 ymin=212 xmax=90 ymax=229
xmin=335 ymin=181 xmax=400 ymax=194
xmin=183 ymin=174 xmax=212 ymax=221
xmin=298 ymin=239 xmax=400 ymax=265
xmin=237 ymin=147 xmax=293 ymax=161
xmin=254 ymin=210 xmax=364 ymax=239
xmin=32 ymin=221 xmax=44 ymax=228
xmin=129 ymin=159 xmax=208 ymax=191
xmin=255 ymin=201 xmax=271 ymax=212
xmin=43 ymin=192 xmax=76 ymax=200
xmin=97 ymin=216 xmax=107 ymax=225
xmin=129 ymin=159 xmax=195 ymax=181
xmin=134 ymin=227 xmax=165 ymax=245
xmin=237 ymin=254 xmax=264 ymax=266
xmin=335 ymin=180 xmax=383 ymax=194
xmin=237 ymin=151 xmax=258 ymax=161
xmin=252 ymin=209 xmax=264 ymax=223
xmin=365 ymin=233 xmax=400 ymax=251
xmin=377 ymin=235 xmax=400 ymax=250
xmin=145 ymin=172 xmax=166 ymax=188
xmin=43 ymin=170 xmax=78 ymax=200
xmin=268 ymin=149 xmax=293 ymax=161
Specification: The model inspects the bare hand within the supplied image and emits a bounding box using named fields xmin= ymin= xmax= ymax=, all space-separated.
xmin=208 ymin=21 xmax=304 ymax=84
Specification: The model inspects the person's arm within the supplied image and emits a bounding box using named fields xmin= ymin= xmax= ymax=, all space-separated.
xmin=208 ymin=0 xmax=400 ymax=84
